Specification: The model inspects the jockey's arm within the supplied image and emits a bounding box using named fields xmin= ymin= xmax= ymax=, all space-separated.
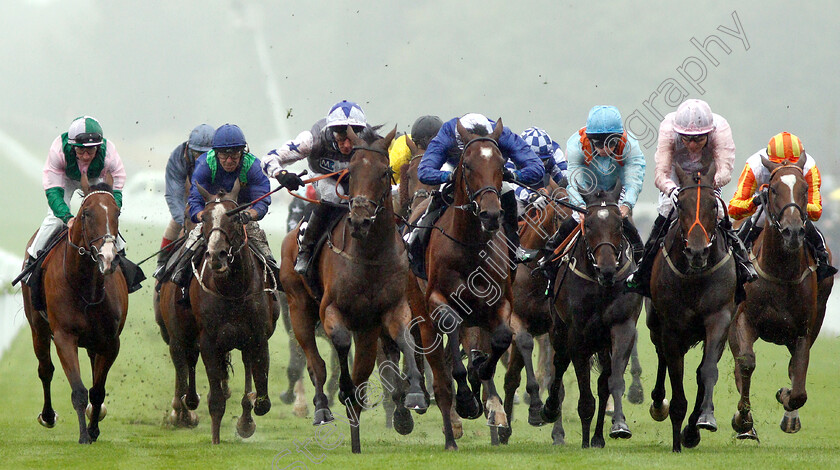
xmin=187 ymin=162 xmax=212 ymax=223
xmin=710 ymin=117 xmax=736 ymax=188
xmin=617 ymin=138 xmax=646 ymax=210
xmin=804 ymin=158 xmax=823 ymax=221
xmin=417 ymin=123 xmax=455 ymax=185
xmin=245 ymin=160 xmax=272 ymax=220
xmin=727 ymin=161 xmax=759 ymax=220
xmin=261 ymin=130 xmax=314 ymax=178
xmin=164 ymin=143 xmax=188 ymax=225
xmin=653 ymin=119 xmax=679 ymax=195
xmin=500 ymin=129 xmax=544 ymax=186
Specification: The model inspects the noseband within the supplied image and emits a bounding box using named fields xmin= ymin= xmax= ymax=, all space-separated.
xmin=348 ymin=145 xmax=394 ymax=224
xmin=676 ymin=173 xmax=719 ymax=250
xmin=766 ymin=165 xmax=807 ymax=230
xmin=454 ymin=137 xmax=502 ymax=215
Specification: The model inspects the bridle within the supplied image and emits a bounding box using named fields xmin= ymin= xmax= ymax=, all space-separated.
xmin=407 ymin=153 xmax=432 ymax=209
xmin=582 ymin=200 xmax=626 ymax=271
xmin=66 ymin=191 xmax=119 ymax=262
xmin=347 ymin=145 xmax=393 ymax=225
xmin=453 ymin=137 xmax=502 ymax=216
xmin=765 ymin=165 xmax=807 ymax=230
xmin=675 ymin=172 xmax=719 ymax=250
xmin=203 ymin=198 xmax=248 ymax=264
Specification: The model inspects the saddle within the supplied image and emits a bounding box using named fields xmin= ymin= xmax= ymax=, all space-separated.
xmin=17 ymin=229 xmax=68 ymax=311
xmin=407 ymin=191 xmax=449 ymax=280
xmin=300 ymin=209 xmax=346 ymax=299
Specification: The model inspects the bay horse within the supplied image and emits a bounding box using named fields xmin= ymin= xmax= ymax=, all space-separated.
xmin=646 ymin=158 xmax=737 ymax=452
xmin=540 ymin=182 xmax=643 ymax=448
xmin=420 ymin=119 xmax=516 ymax=444
xmin=280 ymin=126 xmax=428 ymax=454
xmin=729 ymin=154 xmax=834 ymax=439
xmin=397 ymin=135 xmax=436 ymax=221
xmin=22 ymin=173 xmax=128 ymax=444
xmin=191 ymin=180 xmax=279 ymax=444
xmin=499 ymin=180 xmax=571 ymax=445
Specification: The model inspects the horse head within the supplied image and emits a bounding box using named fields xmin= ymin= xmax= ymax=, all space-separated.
xmin=77 ymin=171 xmax=120 ymax=275
xmin=762 ymin=153 xmax=808 ymax=251
xmin=196 ymin=179 xmax=245 ymax=274
xmin=674 ymin=158 xmax=719 ymax=270
xmin=455 ymin=118 xmax=505 ymax=234
xmin=581 ymin=181 xmax=625 ymax=286
xmin=346 ymin=126 xmax=396 ymax=239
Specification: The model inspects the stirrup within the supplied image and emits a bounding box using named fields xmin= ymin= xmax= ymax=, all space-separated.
xmin=294 ymin=250 xmax=311 ymax=275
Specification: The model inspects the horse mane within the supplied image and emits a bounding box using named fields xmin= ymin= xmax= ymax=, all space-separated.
xmin=88 ymin=182 xmax=113 ymax=193
xmin=358 ymin=124 xmax=385 ymax=145
xmin=465 ymin=125 xmax=490 ymax=137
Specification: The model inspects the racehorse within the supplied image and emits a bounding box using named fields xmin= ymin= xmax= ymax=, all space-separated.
xmin=729 ymin=154 xmax=834 ymax=439
xmin=191 ymin=181 xmax=279 ymax=444
xmin=420 ymin=119 xmax=516 ymax=444
xmin=540 ymin=182 xmax=643 ymax=448
xmin=499 ymin=180 xmax=571 ymax=445
xmin=22 ymin=173 xmax=128 ymax=444
xmin=280 ymin=126 xmax=428 ymax=454
xmin=397 ymin=135 xmax=436 ymax=220
xmin=646 ymin=158 xmax=737 ymax=452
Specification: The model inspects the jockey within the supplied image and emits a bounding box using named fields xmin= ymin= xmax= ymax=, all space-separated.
xmin=414 ymin=113 xmax=544 ymax=261
xmin=541 ymin=106 xmax=646 ymax=262
xmin=509 ymin=126 xmax=568 ymax=215
xmin=19 ymin=116 xmax=144 ymax=292
xmin=626 ymin=98 xmax=757 ymax=297
xmin=389 ymin=115 xmax=444 ymax=184
xmin=155 ymin=123 xmax=214 ymax=275
xmin=729 ymin=132 xmax=837 ymax=281
xmin=261 ymin=100 xmax=375 ymax=275
xmin=170 ymin=124 xmax=275 ymax=286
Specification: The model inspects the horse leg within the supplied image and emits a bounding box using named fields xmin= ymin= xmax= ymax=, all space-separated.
xmin=30 ymin=316 xmax=57 ymax=428
xmin=541 ymin=321 xmax=569 ymax=428
xmin=778 ymin=335 xmax=810 ymax=433
xmin=384 ymin=302 xmax=429 ymax=413
xmin=663 ymin=339 xmax=687 ymax=453
xmin=86 ymin=346 xmax=118 ymax=443
xmin=327 ymin=343 xmax=341 ymax=408
xmin=628 ymin=331 xmax=645 ymax=405
xmin=649 ymin=331 xmax=670 ymax=422
xmin=376 ymin=341 xmax=398 ymax=430
xmin=52 ymin=331 xmax=90 ymax=444
xmin=236 ymin=352 xmax=256 ymax=439
xmin=729 ymin=309 xmax=758 ymax=437
xmin=480 ymin=323 xmax=513 ymax=431
xmin=571 ymin=347 xmax=595 ymax=449
xmin=199 ymin=338 xmax=228 ymax=444
xmin=416 ymin=310 xmax=458 ymax=450
xmin=250 ymin=337 xmax=272 ymax=417
xmin=590 ymin=352 xmax=611 ymax=448
xmin=280 ymin=325 xmax=306 ymax=406
xmin=168 ymin=339 xmax=194 ymax=427
xmin=185 ymin=338 xmax=201 ymax=412
xmin=691 ymin=309 xmax=730 ymax=439
xmin=500 ymin=341 xmax=525 ymax=444
xmin=346 ymin=329 xmax=381 ymax=454
xmin=511 ymin=316 xmax=543 ymax=427
xmin=291 ymin=303 xmax=331 ymax=425
xmin=608 ymin=320 xmax=636 ymax=440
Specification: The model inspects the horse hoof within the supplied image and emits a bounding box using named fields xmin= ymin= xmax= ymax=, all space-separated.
xmin=393 ymin=407 xmax=414 ymax=436
xmin=236 ymin=417 xmax=256 ymax=439
xmin=540 ymin=404 xmax=560 ymax=424
xmin=736 ymin=427 xmax=759 ymax=441
xmin=528 ymin=405 xmax=544 ymax=427
xmin=590 ymin=435 xmax=605 ymax=448
xmin=609 ymin=421 xmax=632 ymax=439
xmin=293 ymin=401 xmax=308 ymax=418
xmin=486 ymin=408 xmax=508 ymax=428
xmin=85 ymin=403 xmax=107 ymax=422
xmin=680 ymin=425 xmax=701 ymax=449
xmin=731 ymin=411 xmax=753 ymax=434
xmin=37 ymin=411 xmax=57 ymax=428
xmin=313 ymin=408 xmax=334 ymax=426
xmin=780 ymin=411 xmax=801 ymax=434
xmin=279 ymin=389 xmax=296 ymax=405
xmin=455 ymin=393 xmax=483 ymax=420
xmin=499 ymin=425 xmax=511 ymax=445
xmin=254 ymin=395 xmax=271 ymax=416
xmin=776 ymin=387 xmax=790 ymax=405
xmin=182 ymin=393 xmax=200 ymax=410
xmin=650 ymin=399 xmax=669 ymax=422
xmin=697 ymin=413 xmax=717 ymax=432
xmin=628 ymin=382 xmax=645 ymax=405
xmin=403 ymin=392 xmax=428 ymax=412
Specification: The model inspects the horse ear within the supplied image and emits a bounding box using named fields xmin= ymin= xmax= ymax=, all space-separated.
xmin=456 ymin=119 xmax=471 ymax=142
xmin=761 ymin=154 xmax=781 ymax=174
xmin=196 ymin=182 xmax=214 ymax=202
xmin=705 ymin=159 xmax=717 ymax=184
xmin=80 ymin=170 xmax=90 ymax=195
xmin=674 ymin=163 xmax=689 ymax=186
xmin=228 ymin=177 xmax=241 ymax=202
xmin=383 ymin=125 xmax=398 ymax=150
xmin=795 ymin=151 xmax=807 ymax=170
xmin=491 ymin=118 xmax=503 ymax=141
xmin=346 ymin=125 xmax=363 ymax=147
xmin=103 ymin=171 xmax=114 ymax=189
xmin=406 ymin=134 xmax=418 ymax=155
xmin=580 ymin=188 xmax=594 ymax=206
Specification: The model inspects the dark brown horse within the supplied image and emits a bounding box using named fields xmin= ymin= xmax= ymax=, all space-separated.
xmin=397 ymin=136 xmax=436 ymax=220
xmin=280 ymin=126 xmax=428 ymax=454
xmin=647 ymin=159 xmax=736 ymax=452
xmin=499 ymin=181 xmax=571 ymax=445
xmin=22 ymin=173 xmax=128 ymax=444
xmin=191 ymin=181 xmax=279 ymax=444
xmin=540 ymin=182 xmax=643 ymax=448
xmin=154 ymin=211 xmax=202 ymax=428
xmin=420 ymin=119 xmax=515 ymax=444
xmin=729 ymin=155 xmax=834 ymax=439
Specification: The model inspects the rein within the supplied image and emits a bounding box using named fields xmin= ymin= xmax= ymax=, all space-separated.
xmin=452 ymin=137 xmax=503 ymax=215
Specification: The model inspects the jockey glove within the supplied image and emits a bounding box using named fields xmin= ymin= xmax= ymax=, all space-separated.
xmin=669 ymin=187 xmax=680 ymax=208
xmin=277 ymin=170 xmax=304 ymax=191
xmin=503 ymin=168 xmax=519 ymax=184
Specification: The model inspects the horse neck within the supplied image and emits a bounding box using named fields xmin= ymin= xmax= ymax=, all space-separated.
xmin=520 ymin=205 xmax=559 ymax=250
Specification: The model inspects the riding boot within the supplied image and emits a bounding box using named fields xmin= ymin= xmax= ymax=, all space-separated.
xmin=172 ymin=225 xmax=203 ymax=287
xmin=622 ymin=217 xmax=644 ymax=264
xmin=18 ymin=255 xmax=37 ymax=287
xmin=805 ymin=220 xmax=838 ymax=281
xmin=625 ymin=214 xmax=669 ymax=296
xmin=295 ymin=203 xmax=336 ymax=275
xmin=118 ymin=249 xmax=146 ymax=294
xmin=736 ymin=216 xmax=755 ymax=245
xmin=720 ymin=216 xmax=758 ymax=285
xmin=538 ymin=216 xmax=579 ymax=290
xmin=501 ymin=191 xmax=521 ymax=263
xmin=407 ymin=192 xmax=446 ymax=279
